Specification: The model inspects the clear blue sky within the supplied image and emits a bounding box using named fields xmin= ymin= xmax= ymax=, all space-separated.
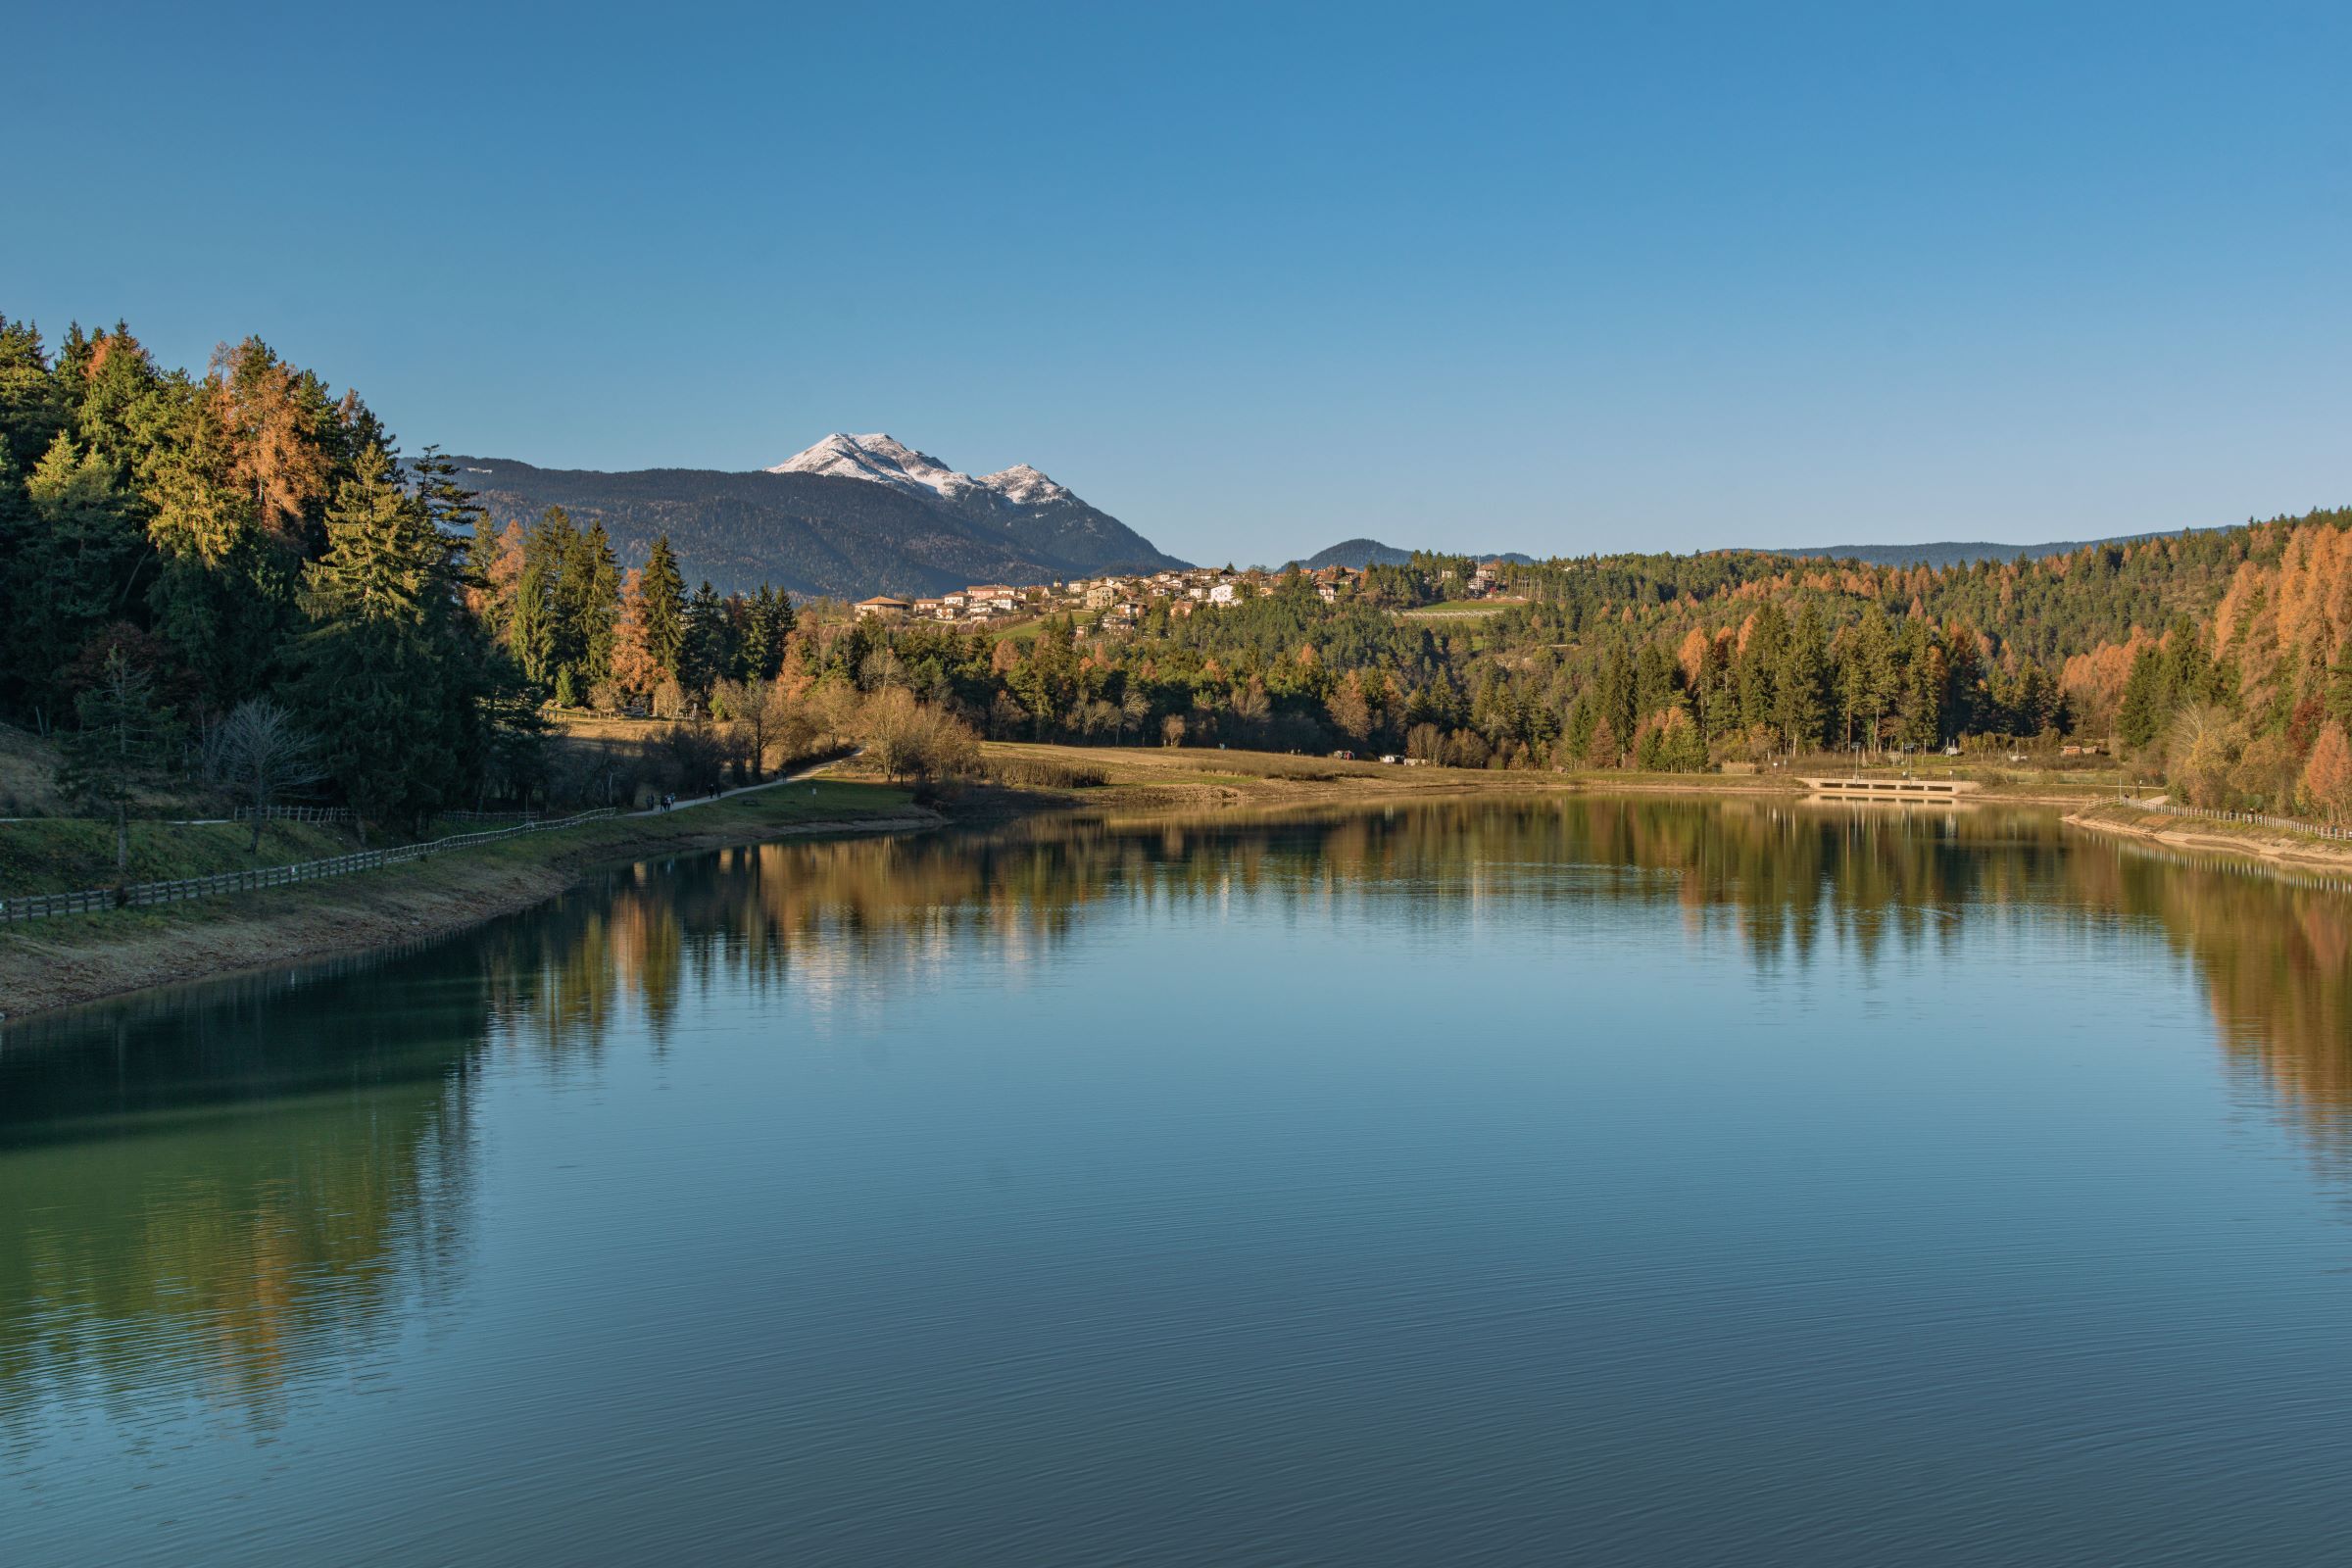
xmin=11 ymin=1 xmax=2350 ymax=564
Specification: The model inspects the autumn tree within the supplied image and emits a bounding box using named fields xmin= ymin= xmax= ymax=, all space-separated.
xmin=210 ymin=337 xmax=333 ymax=543
xmin=606 ymin=567 xmax=662 ymax=707
xmin=1325 ymin=668 xmax=1372 ymax=744
xmin=2302 ymin=720 xmax=2352 ymax=824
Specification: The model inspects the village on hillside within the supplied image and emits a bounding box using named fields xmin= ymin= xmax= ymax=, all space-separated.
xmin=852 ymin=559 xmax=1520 ymax=631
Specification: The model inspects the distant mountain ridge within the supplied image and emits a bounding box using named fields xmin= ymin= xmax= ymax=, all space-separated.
xmin=1297 ymin=530 xmax=2203 ymax=573
xmin=1772 ymin=529 xmax=2201 ymax=568
xmin=447 ymin=435 xmax=1186 ymax=600
xmin=1295 ymin=538 xmax=1537 ymax=570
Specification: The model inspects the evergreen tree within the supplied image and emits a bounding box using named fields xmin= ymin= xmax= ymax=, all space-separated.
xmin=10 ymin=434 xmax=147 ymax=720
xmin=296 ymin=445 xmax=472 ymax=833
xmin=737 ymin=584 xmax=794 ymax=682
xmin=1774 ymin=605 xmax=1831 ymax=753
xmin=2118 ymin=645 xmax=2166 ymax=750
xmin=680 ymin=580 xmax=731 ymax=697
xmin=640 ymin=534 xmax=688 ymax=679
xmin=557 ymin=517 xmax=620 ymax=691
xmin=510 ymin=507 xmax=576 ymax=687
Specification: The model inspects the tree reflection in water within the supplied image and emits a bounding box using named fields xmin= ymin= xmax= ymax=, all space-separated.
xmin=2 ymin=796 xmax=2346 ymax=1430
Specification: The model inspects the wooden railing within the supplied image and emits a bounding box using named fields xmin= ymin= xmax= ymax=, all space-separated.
xmin=2119 ymin=795 xmax=2352 ymax=842
xmin=0 ymin=808 xmax=617 ymax=925
xmin=230 ymin=804 xmax=353 ymax=823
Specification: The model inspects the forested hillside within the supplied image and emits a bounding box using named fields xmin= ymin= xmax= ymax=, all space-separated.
xmin=6 ymin=306 xmax=2350 ymax=838
xmin=0 ymin=316 xmax=551 ymax=840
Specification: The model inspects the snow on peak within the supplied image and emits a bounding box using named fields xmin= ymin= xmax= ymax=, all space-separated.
xmin=767 ymin=433 xmax=1073 ymax=509
xmin=979 ymin=463 xmax=1072 ymax=506
xmin=766 ymin=432 xmax=976 ymax=499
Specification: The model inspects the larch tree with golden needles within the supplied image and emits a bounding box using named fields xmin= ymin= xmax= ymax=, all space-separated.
xmin=2302 ymin=721 xmax=2352 ymax=824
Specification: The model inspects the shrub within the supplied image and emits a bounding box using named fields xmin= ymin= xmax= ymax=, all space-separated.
xmin=986 ymin=757 xmax=1109 ymax=790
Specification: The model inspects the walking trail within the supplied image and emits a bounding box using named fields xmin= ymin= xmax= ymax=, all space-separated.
xmin=634 ymin=750 xmax=863 ymax=816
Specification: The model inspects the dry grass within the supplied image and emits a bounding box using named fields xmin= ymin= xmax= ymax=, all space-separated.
xmin=0 ymin=725 xmax=64 ymax=816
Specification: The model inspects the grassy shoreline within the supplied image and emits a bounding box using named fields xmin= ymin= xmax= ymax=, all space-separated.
xmin=2062 ymin=800 xmax=2352 ymax=877
xmin=953 ymin=740 xmax=2116 ymax=811
xmin=0 ymin=743 xmax=2190 ymax=1025
xmin=0 ymin=781 xmax=933 ymax=1023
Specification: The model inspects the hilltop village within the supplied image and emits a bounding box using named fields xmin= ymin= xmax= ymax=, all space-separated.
xmin=853 ymin=560 xmax=1518 ymax=629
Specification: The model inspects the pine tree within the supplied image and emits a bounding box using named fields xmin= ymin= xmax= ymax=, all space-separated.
xmin=510 ymin=507 xmax=576 ymax=687
xmin=641 ymin=535 xmax=687 ymax=679
xmin=297 ymin=444 xmax=473 ymax=833
xmin=2118 ymin=645 xmax=2166 ymax=751
xmin=0 ymin=315 xmax=68 ymax=475
xmin=557 ymin=517 xmax=619 ymax=691
xmin=680 ymin=580 xmax=730 ymax=698
xmin=1774 ymin=605 xmax=1831 ymax=754
xmin=1844 ymin=607 xmax=1900 ymax=753
xmin=10 ymin=434 xmax=144 ymax=719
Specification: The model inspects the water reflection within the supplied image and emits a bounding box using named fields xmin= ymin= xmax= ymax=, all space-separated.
xmin=3 ymin=796 xmax=2348 ymax=1434
xmin=0 ymin=964 xmax=480 ymax=1437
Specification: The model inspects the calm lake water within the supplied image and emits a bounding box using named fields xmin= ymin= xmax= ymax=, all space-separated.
xmin=5 ymin=798 xmax=2352 ymax=1564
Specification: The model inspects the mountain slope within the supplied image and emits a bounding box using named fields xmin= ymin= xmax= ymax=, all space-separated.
xmin=771 ymin=433 xmax=1179 ymax=579
xmin=1299 ymin=538 xmax=1417 ymax=569
xmin=448 ymin=438 xmax=1185 ymax=600
xmin=1294 ymin=538 xmax=1536 ymax=570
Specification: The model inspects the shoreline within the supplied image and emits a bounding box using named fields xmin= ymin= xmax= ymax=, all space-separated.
xmin=0 ymin=785 xmax=940 ymax=1025
xmin=959 ymin=741 xmax=2114 ymax=811
xmin=2061 ymin=801 xmax=2352 ymax=878
xmin=0 ymin=745 xmax=2156 ymax=1026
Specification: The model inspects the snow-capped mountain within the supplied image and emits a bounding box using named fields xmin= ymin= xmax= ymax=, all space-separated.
xmin=443 ymin=434 xmax=1186 ymax=603
xmin=768 ymin=433 xmax=1076 ymax=513
xmin=763 ymin=432 xmax=1162 ymax=580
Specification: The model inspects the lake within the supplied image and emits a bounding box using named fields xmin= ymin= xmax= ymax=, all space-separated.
xmin=5 ymin=797 xmax=2352 ymax=1564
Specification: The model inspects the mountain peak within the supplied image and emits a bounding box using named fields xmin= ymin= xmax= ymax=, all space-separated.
xmin=767 ymin=432 xmax=978 ymax=500
xmin=767 ymin=432 xmax=1078 ymax=510
xmin=978 ymin=462 xmax=1071 ymax=506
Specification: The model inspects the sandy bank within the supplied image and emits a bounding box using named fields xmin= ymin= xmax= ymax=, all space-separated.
xmin=2063 ymin=801 xmax=2352 ymax=878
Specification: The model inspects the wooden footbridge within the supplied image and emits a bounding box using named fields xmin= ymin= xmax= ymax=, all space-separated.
xmin=1799 ymin=776 xmax=1981 ymax=804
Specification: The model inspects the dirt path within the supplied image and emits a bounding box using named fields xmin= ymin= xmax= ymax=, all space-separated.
xmin=633 ymin=750 xmax=863 ymax=816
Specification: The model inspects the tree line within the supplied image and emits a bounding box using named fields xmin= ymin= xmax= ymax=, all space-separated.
xmin=8 ymin=309 xmax=2351 ymax=841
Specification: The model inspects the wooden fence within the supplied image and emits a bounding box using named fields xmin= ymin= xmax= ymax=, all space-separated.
xmin=2120 ymin=795 xmax=2352 ymax=842
xmin=230 ymin=804 xmax=354 ymax=823
xmin=0 ymin=808 xmax=618 ymax=925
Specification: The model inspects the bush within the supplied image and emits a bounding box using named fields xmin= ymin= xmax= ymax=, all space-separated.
xmin=986 ymin=757 xmax=1109 ymax=790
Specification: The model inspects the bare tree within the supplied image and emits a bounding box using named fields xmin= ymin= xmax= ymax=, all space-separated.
xmin=714 ymin=676 xmax=803 ymax=781
xmin=207 ymin=698 xmax=326 ymax=853
xmin=858 ymin=688 xmax=978 ymax=785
